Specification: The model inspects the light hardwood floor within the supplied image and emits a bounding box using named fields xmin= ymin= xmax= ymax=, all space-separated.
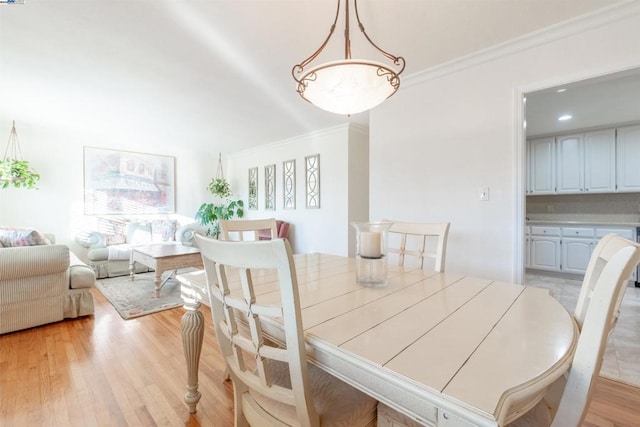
xmin=1 ymin=287 xmax=639 ymax=426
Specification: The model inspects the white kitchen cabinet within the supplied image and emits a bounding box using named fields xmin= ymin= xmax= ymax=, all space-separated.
xmin=528 ymin=137 xmax=556 ymax=195
xmin=616 ymin=124 xmax=640 ymax=192
xmin=527 ymin=223 xmax=638 ymax=281
xmin=556 ymin=134 xmax=583 ymax=193
xmin=584 ymin=129 xmax=616 ymax=193
xmin=562 ymin=238 xmax=593 ymax=274
xmin=554 ymin=130 xmax=615 ymax=194
xmin=561 ymin=227 xmax=595 ymax=275
xmin=529 ymin=226 xmax=561 ymax=271
xmin=530 ymin=237 xmax=561 ymax=271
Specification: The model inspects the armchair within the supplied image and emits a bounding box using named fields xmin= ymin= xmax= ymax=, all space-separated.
xmin=0 ymin=230 xmax=95 ymax=334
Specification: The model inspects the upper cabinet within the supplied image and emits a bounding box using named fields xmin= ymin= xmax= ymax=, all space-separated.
xmin=556 ymin=134 xmax=583 ymax=193
xmin=527 ymin=126 xmax=630 ymax=195
xmin=583 ymin=129 xmax=616 ymax=193
xmin=616 ymin=124 xmax=640 ymax=192
xmin=528 ymin=137 xmax=556 ymax=194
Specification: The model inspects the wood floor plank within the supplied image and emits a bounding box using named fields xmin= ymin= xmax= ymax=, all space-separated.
xmin=0 ymin=286 xmax=638 ymax=426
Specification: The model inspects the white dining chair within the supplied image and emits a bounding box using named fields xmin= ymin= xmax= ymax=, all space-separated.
xmin=384 ymin=221 xmax=450 ymax=272
xmin=195 ymin=235 xmax=378 ymax=427
xmin=219 ymin=218 xmax=278 ymax=242
xmin=507 ymin=233 xmax=640 ymax=427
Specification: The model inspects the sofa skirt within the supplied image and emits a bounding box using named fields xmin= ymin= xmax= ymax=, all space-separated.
xmin=64 ymin=289 xmax=95 ymax=318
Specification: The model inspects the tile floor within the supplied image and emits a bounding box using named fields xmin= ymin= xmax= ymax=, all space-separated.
xmin=525 ymin=273 xmax=640 ymax=387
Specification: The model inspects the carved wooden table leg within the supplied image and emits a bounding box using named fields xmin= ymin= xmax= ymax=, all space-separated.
xmin=154 ymin=267 xmax=163 ymax=297
xmin=129 ymin=256 xmax=135 ymax=281
xmin=181 ymin=299 xmax=204 ymax=414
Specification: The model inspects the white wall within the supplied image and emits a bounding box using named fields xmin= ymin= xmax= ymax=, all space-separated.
xmin=0 ymin=120 xmax=214 ymax=249
xmin=370 ymin=2 xmax=640 ymax=282
xmin=347 ymin=126 xmax=370 ymax=256
xmin=228 ymin=123 xmax=368 ymax=256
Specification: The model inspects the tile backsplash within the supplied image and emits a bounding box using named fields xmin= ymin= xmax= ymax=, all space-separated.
xmin=526 ymin=193 xmax=640 ymax=223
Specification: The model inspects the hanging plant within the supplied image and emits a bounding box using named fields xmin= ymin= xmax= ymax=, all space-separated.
xmin=195 ymin=153 xmax=244 ymax=237
xmin=0 ymin=159 xmax=40 ymax=189
xmin=1 ymin=121 xmax=40 ymax=189
xmin=207 ymin=177 xmax=231 ymax=198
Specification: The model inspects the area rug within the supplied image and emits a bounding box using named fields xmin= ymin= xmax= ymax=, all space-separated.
xmin=95 ymin=271 xmax=189 ymax=320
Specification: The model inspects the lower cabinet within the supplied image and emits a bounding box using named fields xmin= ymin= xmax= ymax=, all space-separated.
xmin=530 ymin=236 xmax=561 ymax=271
xmin=562 ymin=238 xmax=594 ymax=274
xmin=526 ymin=224 xmax=637 ymax=280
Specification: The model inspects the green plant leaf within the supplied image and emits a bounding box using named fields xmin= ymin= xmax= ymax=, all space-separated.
xmin=0 ymin=159 xmax=40 ymax=190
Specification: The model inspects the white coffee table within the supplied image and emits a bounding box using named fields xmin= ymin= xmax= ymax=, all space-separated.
xmin=130 ymin=244 xmax=203 ymax=296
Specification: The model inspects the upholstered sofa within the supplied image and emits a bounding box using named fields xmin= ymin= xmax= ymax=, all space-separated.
xmin=0 ymin=230 xmax=96 ymax=334
xmin=75 ymin=218 xmax=205 ymax=278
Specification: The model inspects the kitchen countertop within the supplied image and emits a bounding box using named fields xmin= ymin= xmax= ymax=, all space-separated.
xmin=526 ymin=219 xmax=640 ymax=228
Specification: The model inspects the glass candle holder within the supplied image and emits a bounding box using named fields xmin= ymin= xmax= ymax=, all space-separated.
xmin=351 ymin=221 xmax=393 ymax=287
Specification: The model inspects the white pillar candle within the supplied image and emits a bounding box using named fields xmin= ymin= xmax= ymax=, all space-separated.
xmin=360 ymin=231 xmax=382 ymax=258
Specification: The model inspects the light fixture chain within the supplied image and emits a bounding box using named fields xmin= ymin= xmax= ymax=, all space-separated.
xmin=292 ymin=0 xmax=341 ymax=78
xmin=354 ymin=0 xmax=405 ymax=71
xmin=344 ymin=0 xmax=351 ymax=60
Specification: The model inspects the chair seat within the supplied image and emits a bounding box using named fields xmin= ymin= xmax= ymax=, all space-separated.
xmin=251 ymin=360 xmax=377 ymax=427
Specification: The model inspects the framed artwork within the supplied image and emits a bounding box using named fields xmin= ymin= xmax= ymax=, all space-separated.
xmin=305 ymin=154 xmax=320 ymax=209
xmin=283 ymin=159 xmax=296 ymax=209
xmin=265 ymin=164 xmax=276 ymax=210
xmin=83 ymin=147 xmax=175 ymax=215
xmin=248 ymin=167 xmax=258 ymax=210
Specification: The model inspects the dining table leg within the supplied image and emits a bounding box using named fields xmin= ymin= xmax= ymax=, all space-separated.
xmin=181 ymin=298 xmax=204 ymax=414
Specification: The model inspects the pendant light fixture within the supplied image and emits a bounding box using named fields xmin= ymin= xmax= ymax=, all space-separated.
xmin=292 ymin=0 xmax=405 ymax=116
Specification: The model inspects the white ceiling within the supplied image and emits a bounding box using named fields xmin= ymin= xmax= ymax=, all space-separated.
xmin=526 ymin=68 xmax=640 ymax=137
xmin=0 ymin=0 xmax=623 ymax=154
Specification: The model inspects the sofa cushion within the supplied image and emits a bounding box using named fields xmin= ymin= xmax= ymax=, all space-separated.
xmin=0 ymin=227 xmax=51 ymax=247
xmin=69 ymin=252 xmax=96 ymax=289
xmin=126 ymin=222 xmax=152 ymax=244
xmin=87 ymin=247 xmax=109 ymax=261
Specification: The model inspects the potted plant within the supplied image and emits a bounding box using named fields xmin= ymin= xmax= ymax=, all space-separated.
xmin=0 ymin=158 xmax=40 ymax=189
xmin=195 ymin=177 xmax=244 ymax=237
xmin=1 ymin=121 xmax=40 ymax=189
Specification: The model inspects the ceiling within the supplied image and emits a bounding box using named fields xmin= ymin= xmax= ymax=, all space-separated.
xmin=526 ymin=68 xmax=640 ymax=137
xmin=0 ymin=0 xmax=624 ymax=154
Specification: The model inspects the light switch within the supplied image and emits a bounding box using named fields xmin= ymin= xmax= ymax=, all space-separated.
xmin=479 ymin=187 xmax=489 ymax=201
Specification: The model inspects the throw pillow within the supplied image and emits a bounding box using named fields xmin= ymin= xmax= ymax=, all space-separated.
xmin=151 ymin=219 xmax=177 ymax=242
xmin=0 ymin=227 xmax=51 ymax=247
xmin=96 ymin=218 xmax=127 ymax=246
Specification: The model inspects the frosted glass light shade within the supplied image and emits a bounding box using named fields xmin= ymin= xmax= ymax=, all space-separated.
xmin=297 ymin=59 xmax=400 ymax=115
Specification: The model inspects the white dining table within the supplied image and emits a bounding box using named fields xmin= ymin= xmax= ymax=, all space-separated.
xmin=177 ymin=253 xmax=577 ymax=426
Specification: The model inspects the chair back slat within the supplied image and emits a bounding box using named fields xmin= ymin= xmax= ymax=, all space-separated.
xmin=195 ymin=235 xmax=320 ymax=426
xmin=219 ymin=218 xmax=278 ymax=241
xmin=385 ymin=220 xmax=450 ymax=272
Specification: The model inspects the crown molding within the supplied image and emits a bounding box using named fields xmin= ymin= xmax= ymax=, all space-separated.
xmin=405 ymin=0 xmax=640 ymax=87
